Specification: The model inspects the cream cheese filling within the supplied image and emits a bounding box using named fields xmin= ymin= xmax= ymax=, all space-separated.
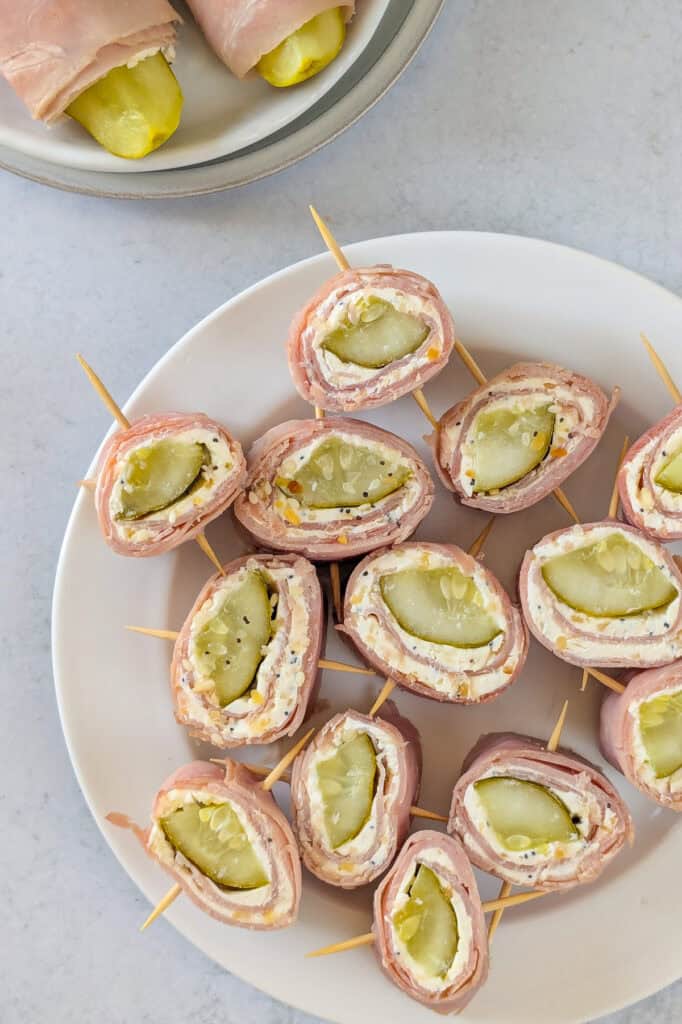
xmin=622 ymin=427 xmax=682 ymax=531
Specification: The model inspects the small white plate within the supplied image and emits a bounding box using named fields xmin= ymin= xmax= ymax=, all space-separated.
xmin=0 ymin=0 xmax=389 ymax=173
xmin=53 ymin=232 xmax=682 ymax=1023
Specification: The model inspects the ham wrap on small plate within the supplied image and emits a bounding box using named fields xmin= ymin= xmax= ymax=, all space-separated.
xmin=290 ymin=702 xmax=421 ymax=888
xmin=449 ymin=733 xmax=634 ymax=890
xmin=373 ymin=830 xmax=489 ymax=1014
xmin=287 ymin=265 xmax=455 ymax=413
xmin=185 ymin=1 xmax=354 ymax=79
xmin=519 ymin=521 xmax=682 ymax=668
xmin=95 ymin=412 xmax=246 ymax=557
xmin=341 ymin=542 xmax=528 ymax=703
xmin=233 ymin=418 xmax=434 ymax=561
xmin=435 ymin=362 xmax=616 ymax=513
xmin=618 ymin=405 xmax=682 ymax=540
xmin=600 ymin=661 xmax=682 ymax=811
xmin=171 ymin=553 xmax=323 ymax=748
xmin=0 ymin=0 xmax=180 ymax=123
xmin=109 ymin=760 xmax=300 ymax=929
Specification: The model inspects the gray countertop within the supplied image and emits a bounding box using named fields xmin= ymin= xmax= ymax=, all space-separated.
xmin=2 ymin=1 xmax=680 ymax=1021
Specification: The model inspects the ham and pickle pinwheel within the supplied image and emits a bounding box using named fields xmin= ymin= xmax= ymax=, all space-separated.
xmin=435 ymin=362 xmax=616 ymax=514
xmin=290 ymin=702 xmax=421 ymax=888
xmin=372 ymin=831 xmax=489 ymax=1014
xmin=0 ymin=1 xmax=183 ymax=156
xmin=171 ymin=553 xmax=323 ymax=747
xmin=600 ymin=661 xmax=682 ymax=811
xmin=519 ymin=521 xmax=682 ymax=668
xmin=234 ymin=418 xmax=434 ymax=561
xmin=341 ymin=542 xmax=528 ymax=703
xmin=618 ymin=405 xmax=682 ymax=541
xmin=287 ymin=265 xmax=455 ymax=413
xmin=110 ymin=759 xmax=301 ymax=929
xmin=95 ymin=412 xmax=246 ymax=558
xmin=449 ymin=733 xmax=634 ymax=890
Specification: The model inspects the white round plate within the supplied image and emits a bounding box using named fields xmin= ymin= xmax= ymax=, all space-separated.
xmin=53 ymin=232 xmax=681 ymax=1023
xmin=0 ymin=0 xmax=389 ymax=173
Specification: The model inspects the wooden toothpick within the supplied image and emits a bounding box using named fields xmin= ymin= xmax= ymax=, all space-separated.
xmin=309 ymin=206 xmax=439 ymax=428
xmin=77 ymin=354 xmax=224 ymax=575
xmin=582 ymin=667 xmax=625 ymax=695
xmin=329 ymin=562 xmax=343 ymax=622
xmin=607 ymin=436 xmax=630 ymax=520
xmin=641 ymin=333 xmax=682 ymax=406
xmin=141 ymin=729 xmax=315 ymax=931
xmin=368 ymin=678 xmax=397 ymax=718
xmin=468 ymin=515 xmax=496 ymax=560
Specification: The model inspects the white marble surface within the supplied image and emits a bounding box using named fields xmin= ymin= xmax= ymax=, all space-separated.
xmin=1 ymin=1 xmax=681 ymax=1021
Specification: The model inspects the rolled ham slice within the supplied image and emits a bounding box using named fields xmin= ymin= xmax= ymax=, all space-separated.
xmin=95 ymin=412 xmax=246 ymax=558
xmin=519 ymin=521 xmax=682 ymax=668
xmin=171 ymin=553 xmax=323 ymax=747
xmin=108 ymin=759 xmax=301 ymax=929
xmin=287 ymin=265 xmax=455 ymax=413
xmin=185 ymin=1 xmax=354 ymax=78
xmin=600 ymin=661 xmax=682 ymax=811
xmin=290 ymin=702 xmax=421 ymax=888
xmin=449 ymin=733 xmax=634 ymax=890
xmin=618 ymin=405 xmax=682 ymax=540
xmin=341 ymin=542 xmax=528 ymax=703
xmin=373 ymin=830 xmax=489 ymax=1014
xmin=435 ymin=362 xmax=616 ymax=513
xmin=233 ymin=418 xmax=434 ymax=562
xmin=0 ymin=0 xmax=180 ymax=123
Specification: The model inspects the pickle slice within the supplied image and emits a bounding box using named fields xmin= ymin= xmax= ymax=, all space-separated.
xmin=256 ymin=8 xmax=346 ymax=87
xmin=67 ymin=53 xmax=183 ymax=159
xmin=541 ymin=533 xmax=677 ymax=618
xmin=192 ymin=572 xmax=272 ymax=707
xmin=317 ymin=732 xmax=377 ymax=849
xmin=474 ymin=777 xmax=579 ymax=851
xmin=117 ymin=439 xmax=209 ymax=520
xmin=321 ymin=298 xmax=429 ymax=369
xmin=469 ymin=405 xmax=555 ymax=493
xmin=654 ymin=448 xmax=682 ymax=494
xmin=393 ymin=865 xmax=459 ymax=978
xmin=639 ymin=690 xmax=682 ymax=778
xmin=161 ymin=801 xmax=268 ymax=889
xmin=279 ymin=437 xmax=411 ymax=508
xmin=380 ymin=567 xmax=501 ymax=648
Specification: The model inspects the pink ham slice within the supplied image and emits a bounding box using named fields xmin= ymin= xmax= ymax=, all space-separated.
xmin=449 ymin=733 xmax=634 ymax=890
xmin=341 ymin=542 xmax=528 ymax=703
xmin=600 ymin=661 xmax=682 ymax=811
xmin=95 ymin=412 xmax=246 ymax=558
xmin=171 ymin=552 xmax=323 ymax=747
xmin=287 ymin=265 xmax=455 ymax=413
xmin=107 ymin=759 xmax=301 ymax=929
xmin=518 ymin=521 xmax=682 ymax=668
xmin=233 ymin=418 xmax=434 ymax=562
xmin=373 ymin=830 xmax=489 ymax=1014
xmin=434 ymin=362 xmax=616 ymax=514
xmin=290 ymin=701 xmax=421 ymax=888
xmin=0 ymin=0 xmax=180 ymax=123
xmin=185 ymin=1 xmax=355 ymax=78
xmin=618 ymin=405 xmax=682 ymax=540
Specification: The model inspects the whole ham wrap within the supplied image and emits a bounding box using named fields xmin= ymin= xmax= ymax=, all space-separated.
xmin=287 ymin=265 xmax=455 ymax=413
xmin=449 ymin=733 xmax=634 ymax=890
xmin=519 ymin=521 xmax=682 ymax=668
xmin=185 ymin=0 xmax=355 ymax=77
xmin=373 ymin=830 xmax=489 ymax=1014
xmin=95 ymin=412 xmax=246 ymax=557
xmin=435 ymin=362 xmax=616 ymax=514
xmin=600 ymin=661 xmax=682 ymax=811
xmin=0 ymin=0 xmax=180 ymax=123
xmin=108 ymin=760 xmax=301 ymax=929
xmin=171 ymin=553 xmax=323 ymax=748
xmin=341 ymin=542 xmax=528 ymax=703
xmin=618 ymin=405 xmax=682 ymax=540
xmin=290 ymin=702 xmax=421 ymax=888
xmin=233 ymin=418 xmax=434 ymax=561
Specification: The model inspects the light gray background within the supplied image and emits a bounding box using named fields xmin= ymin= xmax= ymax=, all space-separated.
xmin=2 ymin=1 xmax=680 ymax=1021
